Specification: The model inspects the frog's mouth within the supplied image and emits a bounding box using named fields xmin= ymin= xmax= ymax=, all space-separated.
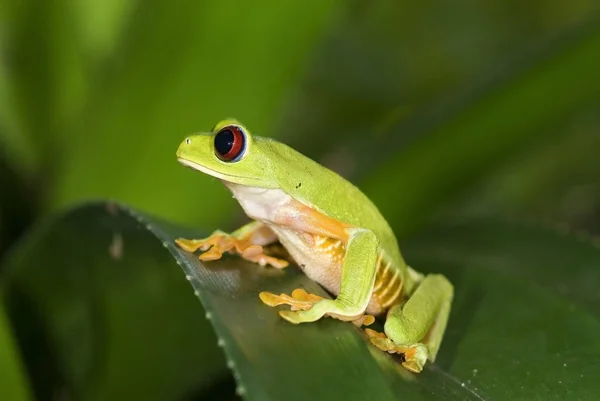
xmin=178 ymin=157 xmax=267 ymax=188
xmin=177 ymin=158 xmax=242 ymax=178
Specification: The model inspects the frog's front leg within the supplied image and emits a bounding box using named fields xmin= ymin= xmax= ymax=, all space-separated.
xmin=175 ymin=221 xmax=289 ymax=268
xmin=270 ymin=227 xmax=379 ymax=325
xmin=367 ymin=274 xmax=453 ymax=373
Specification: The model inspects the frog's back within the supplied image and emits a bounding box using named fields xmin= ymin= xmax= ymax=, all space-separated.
xmin=262 ymin=137 xmax=405 ymax=268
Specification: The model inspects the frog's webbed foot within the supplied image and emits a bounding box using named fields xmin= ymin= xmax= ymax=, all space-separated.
xmin=175 ymin=233 xmax=289 ymax=269
xmin=259 ymin=288 xmax=375 ymax=327
xmin=259 ymin=288 xmax=322 ymax=311
xmin=365 ymin=329 xmax=428 ymax=373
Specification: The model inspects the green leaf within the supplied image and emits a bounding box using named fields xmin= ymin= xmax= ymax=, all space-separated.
xmin=1 ymin=202 xmax=226 ymax=401
xmin=0 ymin=299 xmax=31 ymax=401
xmin=0 ymin=47 xmax=35 ymax=178
xmin=4 ymin=201 xmax=600 ymax=400
xmin=452 ymin=104 xmax=600 ymax=225
xmin=405 ymin=215 xmax=600 ymax=315
xmin=361 ymin=21 xmax=600 ymax=236
xmin=276 ymin=2 xmax=599 ymax=164
xmin=0 ymin=142 xmax=36 ymax=257
xmin=1 ymin=0 xmax=90 ymax=166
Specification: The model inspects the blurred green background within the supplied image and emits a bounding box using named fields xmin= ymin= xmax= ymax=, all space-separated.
xmin=1 ymin=0 xmax=600 ymax=400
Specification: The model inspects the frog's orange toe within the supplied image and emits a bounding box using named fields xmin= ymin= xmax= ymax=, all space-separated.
xmin=198 ymin=248 xmax=224 ymax=261
xmin=365 ymin=328 xmax=386 ymax=339
xmin=353 ymin=314 xmax=376 ymax=327
xmin=258 ymin=289 xmax=321 ymax=310
xmin=366 ymin=329 xmax=402 ymax=353
xmin=175 ymin=238 xmax=203 ymax=252
xmin=258 ymin=291 xmax=284 ymax=307
xmin=291 ymin=288 xmax=323 ymax=303
xmin=365 ymin=329 xmax=427 ymax=373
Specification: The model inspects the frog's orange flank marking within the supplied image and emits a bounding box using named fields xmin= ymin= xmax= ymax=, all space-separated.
xmin=312 ymin=235 xmax=344 ymax=264
xmin=372 ymin=252 xmax=403 ymax=308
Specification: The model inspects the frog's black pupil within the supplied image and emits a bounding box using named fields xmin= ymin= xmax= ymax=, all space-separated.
xmin=215 ymin=129 xmax=234 ymax=155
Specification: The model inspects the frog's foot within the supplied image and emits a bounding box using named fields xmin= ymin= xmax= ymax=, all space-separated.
xmin=175 ymin=234 xmax=288 ymax=269
xmin=350 ymin=314 xmax=376 ymax=327
xmin=365 ymin=329 xmax=428 ymax=373
xmin=259 ymin=289 xmax=375 ymax=327
xmin=241 ymin=245 xmax=289 ymax=269
xmin=259 ymin=288 xmax=322 ymax=311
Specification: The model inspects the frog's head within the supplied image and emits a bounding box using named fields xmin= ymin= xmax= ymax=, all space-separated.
xmin=176 ymin=119 xmax=279 ymax=188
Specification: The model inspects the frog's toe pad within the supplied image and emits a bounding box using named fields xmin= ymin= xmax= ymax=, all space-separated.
xmin=176 ymin=235 xmax=289 ymax=268
xmin=198 ymin=248 xmax=224 ymax=261
xmin=365 ymin=329 xmax=397 ymax=352
xmin=258 ymin=288 xmax=322 ymax=311
xmin=243 ymin=250 xmax=289 ymax=269
xmin=351 ymin=314 xmax=376 ymax=327
xmin=175 ymin=235 xmax=229 ymax=255
xmin=365 ymin=329 xmax=428 ymax=373
xmin=401 ymin=347 xmax=427 ymax=373
xmin=175 ymin=238 xmax=207 ymax=252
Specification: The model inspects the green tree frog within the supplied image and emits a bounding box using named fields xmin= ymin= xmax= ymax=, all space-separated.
xmin=175 ymin=119 xmax=453 ymax=373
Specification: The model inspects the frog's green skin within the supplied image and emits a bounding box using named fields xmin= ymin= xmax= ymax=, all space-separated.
xmin=175 ymin=119 xmax=453 ymax=373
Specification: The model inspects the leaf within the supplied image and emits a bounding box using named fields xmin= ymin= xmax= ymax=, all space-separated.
xmin=361 ymin=21 xmax=600 ymax=236
xmin=402 ymin=216 xmax=600 ymax=398
xmin=4 ymin=201 xmax=600 ymax=400
xmin=451 ymin=105 xmax=600 ymax=228
xmin=0 ymin=299 xmax=31 ymax=401
xmin=276 ymin=1 xmax=599 ymax=164
xmin=404 ymin=216 xmax=600 ymax=319
xmin=1 ymin=201 xmax=227 ymax=401
xmin=1 ymin=0 xmax=90 ymax=166
xmin=0 ymin=43 xmax=35 ymax=178
xmin=0 ymin=142 xmax=36 ymax=257
xmin=0 ymin=4 xmax=39 ymax=253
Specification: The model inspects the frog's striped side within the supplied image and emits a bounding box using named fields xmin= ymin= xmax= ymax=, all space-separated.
xmin=371 ymin=252 xmax=405 ymax=311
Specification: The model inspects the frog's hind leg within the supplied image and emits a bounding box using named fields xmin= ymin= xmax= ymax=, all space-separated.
xmin=271 ymin=228 xmax=379 ymax=325
xmin=175 ymin=221 xmax=289 ymax=268
xmin=260 ymin=288 xmax=376 ymax=327
xmin=367 ymin=274 xmax=453 ymax=373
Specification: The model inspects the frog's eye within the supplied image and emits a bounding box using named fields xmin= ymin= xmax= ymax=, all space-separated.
xmin=214 ymin=125 xmax=246 ymax=162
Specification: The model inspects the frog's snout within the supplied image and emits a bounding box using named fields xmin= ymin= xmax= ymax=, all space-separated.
xmin=176 ymin=137 xmax=192 ymax=158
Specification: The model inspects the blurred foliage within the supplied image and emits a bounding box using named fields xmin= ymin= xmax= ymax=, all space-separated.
xmin=1 ymin=0 xmax=600 ymax=400
xmin=1 ymin=0 xmax=339 ymax=231
xmin=455 ymin=106 xmax=600 ymax=227
xmin=364 ymin=22 xmax=600 ymax=236
xmin=0 ymin=299 xmax=31 ymax=401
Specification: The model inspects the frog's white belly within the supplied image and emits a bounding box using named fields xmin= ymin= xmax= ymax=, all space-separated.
xmin=269 ymin=225 xmax=344 ymax=296
xmin=223 ymin=182 xmax=344 ymax=294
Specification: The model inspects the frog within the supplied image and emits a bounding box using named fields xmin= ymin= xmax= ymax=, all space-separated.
xmin=174 ymin=119 xmax=453 ymax=373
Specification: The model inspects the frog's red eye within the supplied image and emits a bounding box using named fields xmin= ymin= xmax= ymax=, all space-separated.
xmin=214 ymin=125 xmax=246 ymax=162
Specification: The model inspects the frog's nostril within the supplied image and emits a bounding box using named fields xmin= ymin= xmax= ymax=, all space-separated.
xmin=185 ymin=138 xmax=191 ymax=145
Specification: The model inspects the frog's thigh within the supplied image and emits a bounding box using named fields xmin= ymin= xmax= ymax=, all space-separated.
xmin=274 ymin=200 xmax=350 ymax=239
xmin=279 ymin=228 xmax=378 ymax=323
xmin=384 ymin=274 xmax=453 ymax=362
